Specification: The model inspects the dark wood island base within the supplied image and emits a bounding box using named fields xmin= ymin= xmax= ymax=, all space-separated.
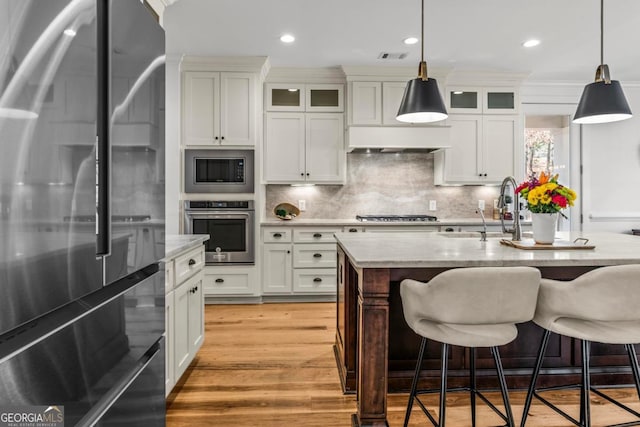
xmin=334 ymin=244 xmax=640 ymax=426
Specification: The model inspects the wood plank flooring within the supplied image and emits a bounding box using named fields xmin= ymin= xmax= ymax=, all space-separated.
xmin=166 ymin=303 xmax=640 ymax=426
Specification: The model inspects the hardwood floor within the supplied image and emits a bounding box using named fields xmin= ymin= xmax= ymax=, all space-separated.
xmin=166 ymin=303 xmax=640 ymax=426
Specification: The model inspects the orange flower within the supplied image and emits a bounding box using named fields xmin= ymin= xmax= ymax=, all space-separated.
xmin=538 ymin=171 xmax=549 ymax=185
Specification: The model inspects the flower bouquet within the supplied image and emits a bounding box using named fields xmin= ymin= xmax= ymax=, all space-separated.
xmin=516 ymin=172 xmax=577 ymax=243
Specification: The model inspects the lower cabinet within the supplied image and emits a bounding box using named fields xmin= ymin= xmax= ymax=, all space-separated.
xmin=202 ymin=265 xmax=258 ymax=297
xmin=164 ymin=242 xmax=205 ymax=397
xmin=262 ymin=227 xmax=339 ymax=296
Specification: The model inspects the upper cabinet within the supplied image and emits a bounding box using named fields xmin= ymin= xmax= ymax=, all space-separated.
xmin=182 ymin=71 xmax=256 ymax=146
xmin=349 ymin=81 xmax=421 ymax=126
xmin=265 ymin=83 xmax=343 ymax=112
xmin=264 ymin=112 xmax=345 ymax=184
xmin=445 ymin=86 xmax=519 ymax=114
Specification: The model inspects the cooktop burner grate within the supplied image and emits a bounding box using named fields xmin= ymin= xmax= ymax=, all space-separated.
xmin=356 ymin=214 xmax=438 ymax=222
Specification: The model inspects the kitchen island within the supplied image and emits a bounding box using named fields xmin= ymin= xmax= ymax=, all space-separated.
xmin=333 ymin=231 xmax=640 ymax=427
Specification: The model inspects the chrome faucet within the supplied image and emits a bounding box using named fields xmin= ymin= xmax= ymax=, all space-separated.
xmin=498 ymin=176 xmax=522 ymax=241
xmin=476 ymin=208 xmax=487 ymax=241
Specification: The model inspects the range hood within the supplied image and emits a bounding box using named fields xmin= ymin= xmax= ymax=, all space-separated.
xmin=346 ymin=126 xmax=450 ymax=152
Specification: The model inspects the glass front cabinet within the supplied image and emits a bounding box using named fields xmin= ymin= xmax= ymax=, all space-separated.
xmin=266 ymin=83 xmax=343 ymax=112
xmin=446 ymin=86 xmax=519 ymax=114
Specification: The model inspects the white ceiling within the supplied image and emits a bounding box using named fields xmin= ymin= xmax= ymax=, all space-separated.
xmin=163 ymin=0 xmax=640 ymax=82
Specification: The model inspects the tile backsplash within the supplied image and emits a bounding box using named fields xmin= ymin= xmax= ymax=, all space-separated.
xmin=265 ymin=152 xmax=502 ymax=220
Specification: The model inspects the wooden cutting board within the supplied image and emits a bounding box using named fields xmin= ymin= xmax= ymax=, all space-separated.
xmin=500 ymin=238 xmax=595 ymax=250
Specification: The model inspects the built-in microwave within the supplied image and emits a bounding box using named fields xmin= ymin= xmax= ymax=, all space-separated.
xmin=184 ymin=149 xmax=254 ymax=193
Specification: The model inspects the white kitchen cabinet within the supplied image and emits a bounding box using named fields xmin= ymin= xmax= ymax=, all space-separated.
xmin=434 ymin=114 xmax=517 ymax=185
xmin=202 ymin=265 xmax=257 ymax=296
xmin=165 ymin=241 xmax=205 ymax=396
xmin=445 ymin=86 xmax=519 ymax=114
xmin=265 ymin=83 xmax=343 ymax=112
xmin=173 ymin=270 xmax=203 ymax=381
xmin=262 ymin=227 xmax=339 ymax=296
xmin=182 ymin=71 xmax=256 ymax=146
xmin=349 ymin=81 xmax=410 ymax=126
xmin=264 ymin=112 xmax=345 ymax=184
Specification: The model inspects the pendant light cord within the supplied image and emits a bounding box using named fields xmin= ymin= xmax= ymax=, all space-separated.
xmin=600 ymin=0 xmax=604 ymax=65
xmin=421 ymin=0 xmax=424 ymax=63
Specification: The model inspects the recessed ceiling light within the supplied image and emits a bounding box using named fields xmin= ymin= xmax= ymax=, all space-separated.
xmin=522 ymin=39 xmax=540 ymax=48
xmin=280 ymin=34 xmax=295 ymax=43
xmin=403 ymin=37 xmax=419 ymax=45
xmin=63 ymin=28 xmax=77 ymax=37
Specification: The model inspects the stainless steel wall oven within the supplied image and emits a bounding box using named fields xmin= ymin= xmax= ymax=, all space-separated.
xmin=184 ymin=201 xmax=255 ymax=264
xmin=184 ymin=149 xmax=254 ymax=193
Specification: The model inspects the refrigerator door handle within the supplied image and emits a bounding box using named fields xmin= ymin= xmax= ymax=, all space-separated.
xmin=76 ymin=340 xmax=162 ymax=427
xmin=96 ymin=0 xmax=110 ymax=257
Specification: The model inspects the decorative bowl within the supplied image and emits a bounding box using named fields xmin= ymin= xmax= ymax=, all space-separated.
xmin=273 ymin=202 xmax=301 ymax=220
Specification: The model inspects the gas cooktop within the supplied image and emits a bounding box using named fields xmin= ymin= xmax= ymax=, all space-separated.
xmin=356 ymin=215 xmax=438 ymax=222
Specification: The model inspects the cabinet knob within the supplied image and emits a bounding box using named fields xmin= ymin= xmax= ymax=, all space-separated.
xmin=215 ymin=136 xmax=219 ymax=140
xmin=221 ymin=136 xmax=225 ymax=140
xmin=273 ymin=233 xmax=282 ymax=238
xmin=484 ymin=173 xmax=488 ymax=177
xmin=188 ymin=259 xmax=196 ymax=266
xmin=300 ymin=173 xmax=304 ymax=177
xmin=313 ymin=253 xmax=322 ymax=258
xmin=215 ymin=278 xmax=224 ymax=283
xmin=313 ymin=277 xmax=322 ymax=283
xmin=313 ymin=233 xmax=322 ymax=238
xmin=286 ymin=250 xmax=291 ymax=254
xmin=306 ymin=172 xmax=310 ymax=176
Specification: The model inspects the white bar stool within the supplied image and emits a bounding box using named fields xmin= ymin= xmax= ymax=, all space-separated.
xmin=521 ymin=264 xmax=640 ymax=427
xmin=400 ymin=266 xmax=541 ymax=427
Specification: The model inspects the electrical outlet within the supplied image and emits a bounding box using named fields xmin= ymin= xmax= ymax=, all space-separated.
xmin=478 ymin=200 xmax=485 ymax=211
xmin=298 ymin=200 xmax=306 ymax=211
xmin=429 ymin=200 xmax=437 ymax=211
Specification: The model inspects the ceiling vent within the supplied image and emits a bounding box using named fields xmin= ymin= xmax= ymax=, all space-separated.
xmin=377 ymin=52 xmax=408 ymax=60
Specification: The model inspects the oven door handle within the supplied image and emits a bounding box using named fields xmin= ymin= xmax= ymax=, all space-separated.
xmin=184 ymin=212 xmax=253 ymax=220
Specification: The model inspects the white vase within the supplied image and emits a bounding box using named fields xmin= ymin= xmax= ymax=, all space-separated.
xmin=531 ymin=212 xmax=559 ymax=244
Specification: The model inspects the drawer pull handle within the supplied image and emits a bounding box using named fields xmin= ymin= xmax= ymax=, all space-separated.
xmin=313 ymin=233 xmax=322 ymax=238
xmin=349 ymin=228 xmax=357 ymax=232
xmin=188 ymin=259 xmax=196 ymax=266
xmin=273 ymin=233 xmax=282 ymax=238
xmin=313 ymin=253 xmax=322 ymax=258
xmin=313 ymin=277 xmax=322 ymax=283
xmin=215 ymin=278 xmax=224 ymax=283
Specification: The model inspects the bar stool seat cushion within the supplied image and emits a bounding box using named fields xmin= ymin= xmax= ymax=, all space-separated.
xmin=533 ymin=265 xmax=640 ymax=345
xmin=410 ymin=320 xmax=518 ymax=348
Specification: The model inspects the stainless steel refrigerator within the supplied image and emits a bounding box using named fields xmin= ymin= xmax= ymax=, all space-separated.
xmin=0 ymin=0 xmax=166 ymax=425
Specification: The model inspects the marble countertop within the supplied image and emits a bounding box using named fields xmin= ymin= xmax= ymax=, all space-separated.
xmin=335 ymin=231 xmax=640 ymax=269
xmin=260 ymin=218 xmax=528 ymax=227
xmin=164 ymin=234 xmax=209 ymax=260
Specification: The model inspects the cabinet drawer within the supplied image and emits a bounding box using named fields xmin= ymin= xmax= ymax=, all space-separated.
xmin=165 ymin=260 xmax=175 ymax=293
xmin=293 ymin=269 xmax=337 ymax=294
xmin=174 ymin=245 xmax=205 ymax=284
xmin=293 ymin=228 xmax=340 ymax=243
xmin=203 ymin=271 xmax=252 ymax=295
xmin=263 ymin=227 xmax=292 ymax=243
xmin=293 ymin=243 xmax=337 ymax=268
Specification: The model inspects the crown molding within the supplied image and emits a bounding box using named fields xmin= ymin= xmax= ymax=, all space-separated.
xmin=181 ymin=56 xmax=269 ymax=73
xmin=341 ymin=65 xmax=450 ymax=82
xmin=265 ymin=67 xmax=346 ymax=83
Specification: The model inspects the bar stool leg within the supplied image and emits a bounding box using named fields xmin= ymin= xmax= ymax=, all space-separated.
xmin=626 ymin=344 xmax=640 ymax=401
xmin=492 ymin=346 xmax=515 ymax=427
xmin=580 ymin=340 xmax=591 ymax=427
xmin=520 ymin=329 xmax=551 ymax=427
xmin=404 ymin=337 xmax=428 ymax=427
xmin=440 ymin=343 xmax=449 ymax=427
xmin=470 ymin=347 xmax=477 ymax=427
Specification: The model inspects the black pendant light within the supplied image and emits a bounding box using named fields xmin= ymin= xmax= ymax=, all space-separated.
xmin=573 ymin=0 xmax=632 ymax=124
xmin=396 ymin=0 xmax=447 ymax=123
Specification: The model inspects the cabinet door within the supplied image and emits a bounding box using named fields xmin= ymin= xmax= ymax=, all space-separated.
xmin=183 ymin=71 xmax=220 ymax=145
xmin=482 ymin=115 xmax=516 ymax=181
xmin=266 ymin=83 xmax=305 ymax=111
xmin=188 ymin=274 xmax=204 ymax=356
xmin=264 ymin=113 xmax=306 ymax=182
xmin=262 ymin=244 xmax=292 ymax=293
xmin=165 ymin=290 xmax=174 ymax=396
xmin=220 ymin=72 xmax=255 ymax=145
xmin=445 ymin=87 xmax=482 ymax=114
xmin=441 ymin=115 xmax=482 ymax=182
xmin=382 ymin=82 xmax=408 ymax=125
xmin=173 ymin=279 xmax=191 ymax=379
xmin=483 ymin=87 xmax=518 ymax=114
xmin=305 ymin=113 xmax=345 ymax=183
xmin=306 ymin=84 xmax=344 ymax=112
xmin=351 ymin=82 xmax=381 ymax=125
